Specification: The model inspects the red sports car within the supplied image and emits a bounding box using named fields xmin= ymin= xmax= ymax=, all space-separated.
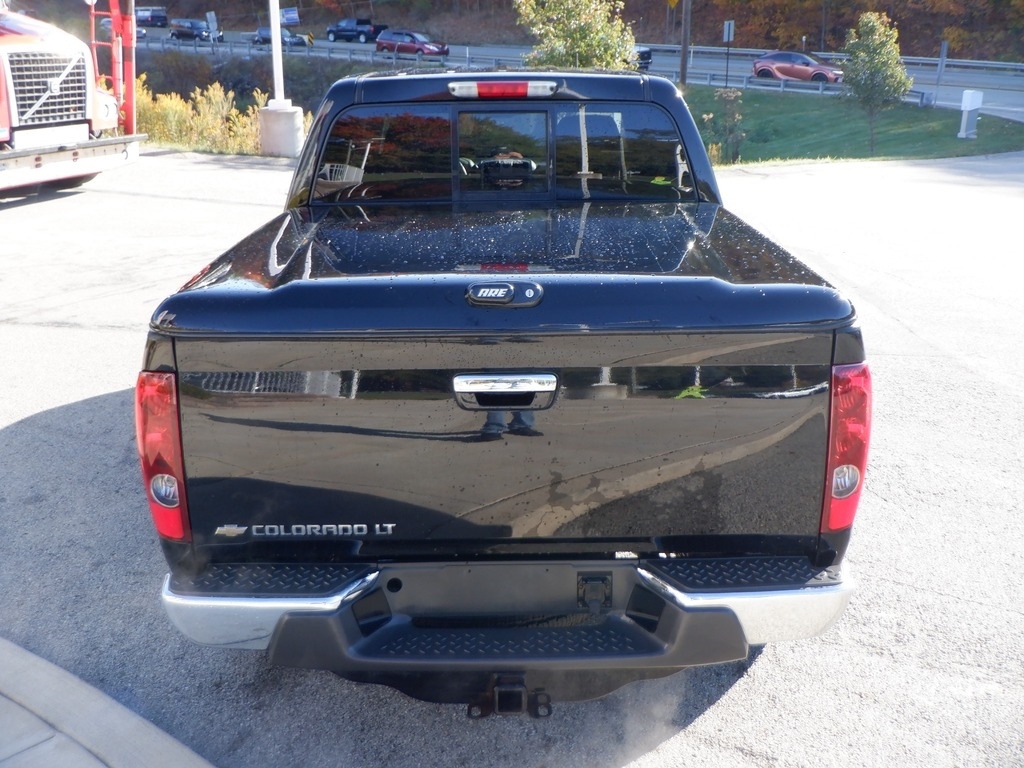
xmin=752 ymin=51 xmax=843 ymax=83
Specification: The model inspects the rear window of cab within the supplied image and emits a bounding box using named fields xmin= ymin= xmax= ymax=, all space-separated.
xmin=312 ymin=102 xmax=696 ymax=204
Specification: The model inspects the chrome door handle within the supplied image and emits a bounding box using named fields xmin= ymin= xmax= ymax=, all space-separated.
xmin=452 ymin=373 xmax=558 ymax=410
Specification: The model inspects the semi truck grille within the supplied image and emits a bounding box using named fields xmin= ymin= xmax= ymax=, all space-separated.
xmin=7 ymin=52 xmax=88 ymax=125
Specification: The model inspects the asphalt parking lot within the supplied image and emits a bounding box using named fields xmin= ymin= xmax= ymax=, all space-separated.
xmin=1 ymin=146 xmax=1023 ymax=767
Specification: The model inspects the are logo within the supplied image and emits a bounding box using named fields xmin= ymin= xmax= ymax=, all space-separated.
xmin=476 ymin=287 xmax=509 ymax=298
xmin=467 ymin=282 xmax=515 ymax=305
xmin=466 ymin=281 xmax=545 ymax=308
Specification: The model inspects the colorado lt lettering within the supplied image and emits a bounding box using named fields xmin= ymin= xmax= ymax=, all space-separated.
xmin=250 ymin=523 xmax=396 ymax=537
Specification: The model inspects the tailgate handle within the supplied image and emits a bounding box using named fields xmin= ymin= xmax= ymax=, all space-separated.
xmin=452 ymin=373 xmax=558 ymax=411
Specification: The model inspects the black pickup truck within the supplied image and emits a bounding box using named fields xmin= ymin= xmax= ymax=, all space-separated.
xmin=324 ymin=17 xmax=387 ymax=43
xmin=135 ymin=70 xmax=871 ymax=717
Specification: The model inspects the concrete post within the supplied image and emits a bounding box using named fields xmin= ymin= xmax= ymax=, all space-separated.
xmin=259 ymin=99 xmax=304 ymax=158
xmin=258 ymin=0 xmax=303 ymax=157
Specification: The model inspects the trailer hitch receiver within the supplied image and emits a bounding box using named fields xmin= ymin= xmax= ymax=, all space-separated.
xmin=467 ymin=676 xmax=552 ymax=718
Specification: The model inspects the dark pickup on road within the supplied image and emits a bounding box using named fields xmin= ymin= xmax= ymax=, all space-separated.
xmin=135 ymin=69 xmax=872 ymax=718
xmin=324 ymin=17 xmax=387 ymax=43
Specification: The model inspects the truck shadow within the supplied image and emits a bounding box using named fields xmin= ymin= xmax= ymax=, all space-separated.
xmin=241 ymin=645 xmax=767 ymax=767
xmin=0 ymin=389 xmax=765 ymax=767
xmin=0 ymin=185 xmax=86 ymax=209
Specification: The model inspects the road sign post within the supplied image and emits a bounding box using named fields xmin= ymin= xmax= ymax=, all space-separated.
xmin=935 ymin=40 xmax=948 ymax=104
xmin=723 ymin=20 xmax=734 ymax=87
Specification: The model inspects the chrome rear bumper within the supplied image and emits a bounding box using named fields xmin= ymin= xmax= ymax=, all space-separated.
xmin=162 ymin=557 xmax=853 ymax=653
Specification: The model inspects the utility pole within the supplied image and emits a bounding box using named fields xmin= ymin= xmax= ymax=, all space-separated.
xmin=820 ymin=0 xmax=828 ymax=51
xmin=258 ymin=0 xmax=304 ymax=157
xmin=678 ymin=0 xmax=692 ymax=87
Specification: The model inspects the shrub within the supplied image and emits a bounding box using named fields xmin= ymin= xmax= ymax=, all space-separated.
xmin=700 ymin=88 xmax=746 ymax=164
xmin=212 ymin=57 xmax=273 ymax=112
xmin=226 ymin=91 xmax=269 ymax=155
xmin=135 ymin=49 xmax=365 ymax=154
xmin=136 ymin=74 xmax=269 ymax=154
xmin=137 ymin=75 xmax=194 ymax=145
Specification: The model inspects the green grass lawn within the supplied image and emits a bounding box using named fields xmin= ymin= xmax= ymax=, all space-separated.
xmin=682 ymin=85 xmax=1024 ymax=163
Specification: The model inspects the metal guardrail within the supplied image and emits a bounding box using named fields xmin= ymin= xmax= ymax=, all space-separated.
xmin=139 ymin=38 xmax=1022 ymax=93
xmin=675 ymin=71 xmax=936 ymax=106
xmin=655 ymin=44 xmax=1024 ymax=77
xmin=901 ymin=54 xmax=1024 ymax=74
xmin=142 ymin=37 xmax=521 ymax=69
xmin=692 ymin=71 xmax=843 ymax=94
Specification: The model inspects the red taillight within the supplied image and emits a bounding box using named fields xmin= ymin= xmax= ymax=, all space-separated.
xmin=134 ymin=372 xmax=191 ymax=541
xmin=477 ymin=82 xmax=529 ymax=98
xmin=480 ymin=263 xmax=530 ymax=272
xmin=448 ymin=80 xmax=558 ymax=99
xmin=821 ymin=363 xmax=872 ymax=532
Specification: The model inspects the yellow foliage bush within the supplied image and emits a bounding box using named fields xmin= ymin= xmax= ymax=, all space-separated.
xmin=136 ymin=74 xmax=275 ymax=155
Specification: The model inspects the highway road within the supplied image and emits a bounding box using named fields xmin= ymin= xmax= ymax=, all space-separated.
xmin=145 ymin=34 xmax=1024 ymax=120
xmin=1 ymin=148 xmax=1023 ymax=767
xmin=667 ymin=49 xmax=1024 ymax=120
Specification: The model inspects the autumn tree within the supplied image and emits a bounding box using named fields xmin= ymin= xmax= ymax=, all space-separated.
xmin=513 ymin=0 xmax=637 ymax=69
xmin=842 ymin=11 xmax=912 ymax=154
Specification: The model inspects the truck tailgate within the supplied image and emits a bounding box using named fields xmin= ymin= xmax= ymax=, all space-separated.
xmin=153 ymin=202 xmax=853 ymax=560
xmin=173 ymin=325 xmax=835 ymax=557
